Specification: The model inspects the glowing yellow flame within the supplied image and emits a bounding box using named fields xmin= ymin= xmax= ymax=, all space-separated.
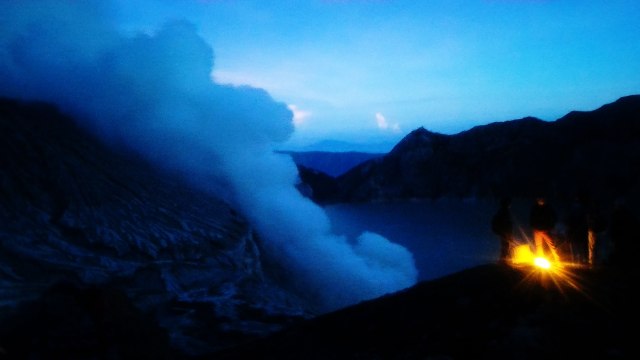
xmin=510 ymin=244 xmax=553 ymax=269
xmin=533 ymin=257 xmax=551 ymax=269
xmin=508 ymin=240 xmax=585 ymax=296
xmin=511 ymin=244 xmax=535 ymax=265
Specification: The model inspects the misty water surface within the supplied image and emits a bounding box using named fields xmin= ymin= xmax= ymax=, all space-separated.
xmin=324 ymin=199 xmax=505 ymax=282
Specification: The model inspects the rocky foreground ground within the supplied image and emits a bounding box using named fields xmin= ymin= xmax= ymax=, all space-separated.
xmin=208 ymin=262 xmax=638 ymax=359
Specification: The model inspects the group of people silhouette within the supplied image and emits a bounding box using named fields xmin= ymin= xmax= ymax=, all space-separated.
xmin=491 ymin=194 xmax=639 ymax=270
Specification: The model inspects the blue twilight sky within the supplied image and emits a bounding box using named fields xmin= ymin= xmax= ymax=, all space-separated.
xmin=113 ymin=0 xmax=640 ymax=151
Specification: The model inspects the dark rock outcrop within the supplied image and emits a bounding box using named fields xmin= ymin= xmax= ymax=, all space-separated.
xmin=284 ymin=151 xmax=383 ymax=177
xmin=295 ymin=165 xmax=341 ymax=204
xmin=0 ymin=282 xmax=176 ymax=359
xmin=0 ymin=98 xmax=309 ymax=357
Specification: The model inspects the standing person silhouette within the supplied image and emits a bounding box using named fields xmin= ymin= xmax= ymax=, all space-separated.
xmin=564 ymin=194 xmax=589 ymax=264
xmin=609 ymin=197 xmax=639 ymax=271
xmin=492 ymin=197 xmax=514 ymax=264
xmin=585 ymin=197 xmax=607 ymax=268
xmin=529 ymin=197 xmax=560 ymax=262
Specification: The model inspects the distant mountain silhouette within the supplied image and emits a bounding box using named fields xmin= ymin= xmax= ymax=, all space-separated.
xmin=282 ymin=150 xmax=383 ymax=177
xmin=303 ymin=95 xmax=640 ymax=205
xmin=282 ymin=138 xmax=397 ymax=153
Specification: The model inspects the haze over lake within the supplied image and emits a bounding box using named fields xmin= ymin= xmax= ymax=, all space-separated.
xmin=324 ymin=199 xmax=503 ymax=282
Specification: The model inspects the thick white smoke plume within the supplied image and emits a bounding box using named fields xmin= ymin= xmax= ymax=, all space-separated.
xmin=0 ymin=0 xmax=417 ymax=311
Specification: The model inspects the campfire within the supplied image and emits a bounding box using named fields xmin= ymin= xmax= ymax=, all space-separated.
xmin=510 ymin=243 xmax=554 ymax=269
xmin=508 ymin=242 xmax=584 ymax=293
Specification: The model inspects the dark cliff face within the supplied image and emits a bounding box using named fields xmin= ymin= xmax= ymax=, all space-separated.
xmin=331 ymin=95 xmax=640 ymax=203
xmin=0 ymin=98 xmax=308 ymax=357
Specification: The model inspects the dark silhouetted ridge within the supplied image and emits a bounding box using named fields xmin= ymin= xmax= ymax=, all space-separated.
xmin=312 ymin=95 xmax=640 ymax=203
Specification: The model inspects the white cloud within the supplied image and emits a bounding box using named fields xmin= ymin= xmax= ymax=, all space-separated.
xmin=375 ymin=112 xmax=401 ymax=133
xmin=288 ymin=104 xmax=311 ymax=126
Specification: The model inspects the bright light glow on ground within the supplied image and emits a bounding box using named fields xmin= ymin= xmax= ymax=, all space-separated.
xmin=508 ymin=240 xmax=587 ymax=296
xmin=534 ymin=257 xmax=551 ymax=269
xmin=511 ymin=243 xmax=535 ymax=265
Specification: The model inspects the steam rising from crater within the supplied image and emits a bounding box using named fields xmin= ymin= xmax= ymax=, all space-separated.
xmin=0 ymin=0 xmax=417 ymax=311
